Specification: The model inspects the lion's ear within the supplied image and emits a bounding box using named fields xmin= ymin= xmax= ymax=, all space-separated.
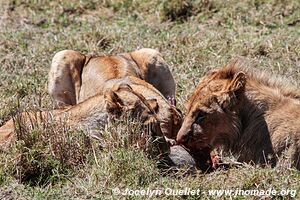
xmin=146 ymin=99 xmax=159 ymax=113
xmin=104 ymin=91 xmax=124 ymax=106
xmin=138 ymin=99 xmax=159 ymax=124
xmin=104 ymin=91 xmax=124 ymax=116
xmin=227 ymin=71 xmax=246 ymax=92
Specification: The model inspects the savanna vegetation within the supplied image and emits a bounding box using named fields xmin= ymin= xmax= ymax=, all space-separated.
xmin=0 ymin=0 xmax=299 ymax=199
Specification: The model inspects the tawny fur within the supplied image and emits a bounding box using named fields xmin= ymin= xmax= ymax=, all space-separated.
xmin=177 ymin=60 xmax=300 ymax=169
xmin=1 ymin=78 xmax=182 ymax=147
xmin=48 ymin=48 xmax=176 ymax=107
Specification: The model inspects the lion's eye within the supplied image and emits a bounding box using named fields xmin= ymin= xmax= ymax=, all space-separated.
xmin=195 ymin=112 xmax=206 ymax=124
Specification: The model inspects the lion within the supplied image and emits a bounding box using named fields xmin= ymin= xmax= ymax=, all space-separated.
xmin=48 ymin=48 xmax=176 ymax=107
xmin=0 ymin=81 xmax=196 ymax=170
xmin=1 ymin=77 xmax=182 ymax=145
xmin=176 ymin=60 xmax=300 ymax=170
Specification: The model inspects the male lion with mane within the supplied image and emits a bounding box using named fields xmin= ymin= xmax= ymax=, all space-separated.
xmin=177 ymin=60 xmax=300 ymax=170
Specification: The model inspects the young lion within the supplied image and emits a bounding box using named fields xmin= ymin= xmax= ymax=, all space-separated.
xmin=1 ymin=78 xmax=182 ymax=146
xmin=177 ymin=61 xmax=300 ymax=170
xmin=48 ymin=48 xmax=176 ymax=107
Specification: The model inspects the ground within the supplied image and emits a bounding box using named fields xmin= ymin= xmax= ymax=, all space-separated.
xmin=0 ymin=0 xmax=299 ymax=199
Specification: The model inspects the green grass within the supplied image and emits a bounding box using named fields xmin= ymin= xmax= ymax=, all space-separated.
xmin=0 ymin=0 xmax=300 ymax=199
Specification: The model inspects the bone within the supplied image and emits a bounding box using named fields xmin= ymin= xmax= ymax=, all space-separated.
xmin=169 ymin=145 xmax=196 ymax=168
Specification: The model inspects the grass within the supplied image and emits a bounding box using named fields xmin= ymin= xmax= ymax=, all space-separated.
xmin=0 ymin=0 xmax=299 ymax=199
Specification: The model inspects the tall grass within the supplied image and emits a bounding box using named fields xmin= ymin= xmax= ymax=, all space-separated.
xmin=0 ymin=0 xmax=299 ymax=199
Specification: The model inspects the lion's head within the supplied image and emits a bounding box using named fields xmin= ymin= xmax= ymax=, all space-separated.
xmin=177 ymin=67 xmax=246 ymax=153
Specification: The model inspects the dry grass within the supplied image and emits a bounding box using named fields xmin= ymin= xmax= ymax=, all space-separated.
xmin=0 ymin=0 xmax=300 ymax=199
xmin=1 ymin=110 xmax=93 ymax=186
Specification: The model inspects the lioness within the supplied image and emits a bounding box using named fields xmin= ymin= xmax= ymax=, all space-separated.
xmin=48 ymin=48 xmax=176 ymax=107
xmin=0 ymin=82 xmax=190 ymax=170
xmin=1 ymin=77 xmax=182 ymax=145
xmin=177 ymin=61 xmax=300 ymax=170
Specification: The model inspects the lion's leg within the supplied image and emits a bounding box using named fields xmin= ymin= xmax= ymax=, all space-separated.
xmin=48 ymin=50 xmax=86 ymax=107
xmin=130 ymin=48 xmax=176 ymax=102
